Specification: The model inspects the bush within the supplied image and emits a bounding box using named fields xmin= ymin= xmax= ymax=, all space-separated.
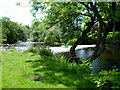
xmin=27 ymin=46 xmax=53 ymax=56
xmin=106 ymin=31 xmax=120 ymax=44
xmin=27 ymin=48 xmax=37 ymax=53
xmin=67 ymin=38 xmax=77 ymax=45
xmin=85 ymin=68 xmax=120 ymax=89
xmin=9 ymin=48 xmax=15 ymax=52
xmin=38 ymin=47 xmax=53 ymax=56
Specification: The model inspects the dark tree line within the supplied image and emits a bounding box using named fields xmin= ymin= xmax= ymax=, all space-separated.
xmin=1 ymin=17 xmax=31 ymax=44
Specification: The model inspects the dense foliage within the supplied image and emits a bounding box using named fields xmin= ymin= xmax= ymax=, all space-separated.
xmin=29 ymin=1 xmax=120 ymax=46
xmin=106 ymin=31 xmax=120 ymax=44
xmin=30 ymin=2 xmax=85 ymax=44
xmin=1 ymin=17 xmax=31 ymax=44
xmin=31 ymin=23 xmax=62 ymax=44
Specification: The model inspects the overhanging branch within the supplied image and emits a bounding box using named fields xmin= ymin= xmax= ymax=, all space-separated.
xmin=48 ymin=11 xmax=94 ymax=25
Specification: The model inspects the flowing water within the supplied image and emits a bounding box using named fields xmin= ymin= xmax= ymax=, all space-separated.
xmin=55 ymin=45 xmax=120 ymax=73
xmin=0 ymin=41 xmax=44 ymax=52
xmin=0 ymin=41 xmax=120 ymax=73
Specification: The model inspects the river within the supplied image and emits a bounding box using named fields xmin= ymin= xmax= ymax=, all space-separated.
xmin=0 ymin=41 xmax=120 ymax=73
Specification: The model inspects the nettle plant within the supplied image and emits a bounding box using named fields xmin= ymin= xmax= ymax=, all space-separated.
xmin=72 ymin=58 xmax=120 ymax=88
xmin=86 ymin=68 xmax=120 ymax=88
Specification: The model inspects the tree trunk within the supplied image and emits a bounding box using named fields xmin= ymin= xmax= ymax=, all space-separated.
xmin=112 ymin=24 xmax=115 ymax=44
xmin=70 ymin=17 xmax=95 ymax=58
xmin=90 ymin=21 xmax=113 ymax=61
xmin=91 ymin=26 xmax=108 ymax=60
xmin=88 ymin=6 xmax=108 ymax=61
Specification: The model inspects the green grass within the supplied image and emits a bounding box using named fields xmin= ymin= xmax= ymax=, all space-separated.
xmin=0 ymin=62 xmax=2 ymax=89
xmin=1 ymin=50 xmax=94 ymax=88
xmin=0 ymin=50 xmax=2 ymax=89
xmin=1 ymin=49 xmax=120 ymax=88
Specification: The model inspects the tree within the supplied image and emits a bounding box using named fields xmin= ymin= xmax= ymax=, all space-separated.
xmin=30 ymin=1 xmax=120 ymax=61
xmin=2 ymin=17 xmax=28 ymax=44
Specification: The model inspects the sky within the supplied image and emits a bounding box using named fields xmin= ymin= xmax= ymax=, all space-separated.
xmin=0 ymin=0 xmax=33 ymax=26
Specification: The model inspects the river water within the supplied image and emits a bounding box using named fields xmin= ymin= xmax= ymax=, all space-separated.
xmin=0 ymin=41 xmax=120 ymax=73
xmin=56 ymin=45 xmax=120 ymax=73
xmin=76 ymin=45 xmax=120 ymax=73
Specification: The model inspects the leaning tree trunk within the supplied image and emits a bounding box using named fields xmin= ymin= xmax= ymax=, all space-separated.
xmin=87 ymin=6 xmax=108 ymax=61
xmin=90 ymin=2 xmax=117 ymax=61
xmin=70 ymin=17 xmax=95 ymax=58
xmin=90 ymin=23 xmax=108 ymax=61
xmin=90 ymin=20 xmax=114 ymax=61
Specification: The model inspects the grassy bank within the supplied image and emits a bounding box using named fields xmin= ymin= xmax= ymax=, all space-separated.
xmin=1 ymin=49 xmax=120 ymax=88
xmin=1 ymin=50 xmax=94 ymax=88
xmin=0 ymin=52 xmax=2 ymax=89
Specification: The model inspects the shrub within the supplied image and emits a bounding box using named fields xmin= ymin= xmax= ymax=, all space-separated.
xmin=106 ymin=31 xmax=120 ymax=44
xmin=9 ymin=48 xmax=15 ymax=52
xmin=27 ymin=48 xmax=37 ymax=53
xmin=85 ymin=68 xmax=120 ymax=89
xmin=38 ymin=47 xmax=53 ymax=56
xmin=27 ymin=46 xmax=53 ymax=56
xmin=67 ymin=38 xmax=77 ymax=45
xmin=60 ymin=57 xmax=120 ymax=88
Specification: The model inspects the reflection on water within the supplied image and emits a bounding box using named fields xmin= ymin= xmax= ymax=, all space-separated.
xmin=76 ymin=45 xmax=120 ymax=73
xmin=76 ymin=48 xmax=94 ymax=59
xmin=57 ymin=45 xmax=120 ymax=73
xmin=92 ymin=45 xmax=120 ymax=73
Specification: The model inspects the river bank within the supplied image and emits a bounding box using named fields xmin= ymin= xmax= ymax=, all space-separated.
xmin=1 ymin=49 xmax=120 ymax=88
xmin=1 ymin=42 xmax=120 ymax=73
xmin=1 ymin=50 xmax=94 ymax=88
xmin=0 ymin=41 xmax=96 ymax=54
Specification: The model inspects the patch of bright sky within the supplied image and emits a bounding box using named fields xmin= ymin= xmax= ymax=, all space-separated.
xmin=0 ymin=0 xmax=33 ymax=26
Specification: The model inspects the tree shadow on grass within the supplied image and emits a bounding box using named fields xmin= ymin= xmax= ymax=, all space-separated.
xmin=26 ymin=56 xmax=95 ymax=88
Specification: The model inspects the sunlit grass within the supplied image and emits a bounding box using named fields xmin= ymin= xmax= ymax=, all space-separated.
xmin=0 ymin=62 xmax=2 ymax=89
xmin=0 ymin=50 xmax=2 ymax=89
xmin=1 ymin=50 xmax=94 ymax=88
xmin=1 ymin=50 xmax=66 ymax=88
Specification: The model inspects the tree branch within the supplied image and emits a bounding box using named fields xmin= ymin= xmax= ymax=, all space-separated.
xmin=48 ymin=11 xmax=94 ymax=25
